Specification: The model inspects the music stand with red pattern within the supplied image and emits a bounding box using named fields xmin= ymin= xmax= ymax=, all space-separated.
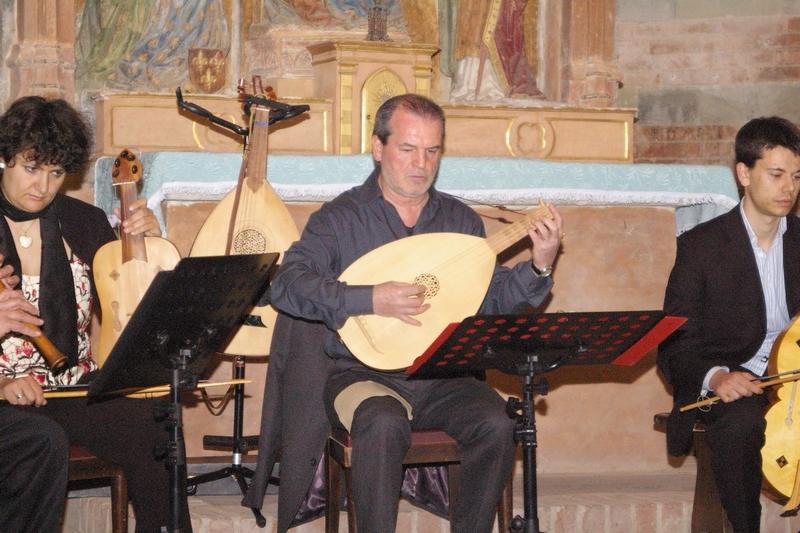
xmin=406 ymin=311 xmax=686 ymax=533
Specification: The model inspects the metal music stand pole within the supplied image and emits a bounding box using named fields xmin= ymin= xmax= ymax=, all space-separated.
xmin=505 ymin=352 xmax=564 ymax=533
xmin=162 ymin=348 xmax=194 ymax=533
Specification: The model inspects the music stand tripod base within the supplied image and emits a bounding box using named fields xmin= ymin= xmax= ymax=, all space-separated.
xmin=186 ymin=356 xmax=274 ymax=527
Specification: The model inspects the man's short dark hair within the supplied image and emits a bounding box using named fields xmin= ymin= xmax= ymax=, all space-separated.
xmin=372 ymin=93 xmax=445 ymax=145
xmin=0 ymin=96 xmax=92 ymax=174
xmin=735 ymin=116 xmax=800 ymax=168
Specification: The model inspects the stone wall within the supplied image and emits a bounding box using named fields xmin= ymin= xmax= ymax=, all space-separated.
xmin=617 ymin=1 xmax=800 ymax=166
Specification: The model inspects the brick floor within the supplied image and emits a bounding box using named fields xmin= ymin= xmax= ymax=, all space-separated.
xmin=62 ymin=471 xmax=800 ymax=533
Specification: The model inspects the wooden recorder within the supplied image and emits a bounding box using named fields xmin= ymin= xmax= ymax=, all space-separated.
xmin=0 ymin=284 xmax=68 ymax=373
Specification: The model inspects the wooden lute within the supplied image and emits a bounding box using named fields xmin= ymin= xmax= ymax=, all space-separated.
xmin=94 ymin=149 xmax=181 ymax=367
xmin=337 ymin=201 xmax=553 ymax=371
xmin=188 ymin=79 xmax=300 ymax=356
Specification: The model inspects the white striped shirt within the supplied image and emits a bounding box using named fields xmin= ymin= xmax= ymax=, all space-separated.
xmin=702 ymin=204 xmax=790 ymax=391
xmin=740 ymin=203 xmax=790 ymax=377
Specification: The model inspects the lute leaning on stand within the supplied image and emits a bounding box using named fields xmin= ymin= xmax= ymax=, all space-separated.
xmin=187 ymin=80 xmax=301 ymax=355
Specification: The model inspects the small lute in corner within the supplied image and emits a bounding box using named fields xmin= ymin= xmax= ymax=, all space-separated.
xmin=94 ymin=149 xmax=181 ymax=367
xmin=337 ymin=201 xmax=554 ymax=371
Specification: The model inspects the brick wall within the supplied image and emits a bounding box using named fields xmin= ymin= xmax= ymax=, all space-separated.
xmin=616 ymin=12 xmax=800 ymax=166
xmin=618 ymin=17 xmax=800 ymax=88
xmin=633 ymin=124 xmax=737 ymax=165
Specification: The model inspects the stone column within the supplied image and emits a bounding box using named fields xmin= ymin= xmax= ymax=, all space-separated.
xmin=6 ymin=0 xmax=75 ymax=104
xmin=567 ymin=0 xmax=620 ymax=108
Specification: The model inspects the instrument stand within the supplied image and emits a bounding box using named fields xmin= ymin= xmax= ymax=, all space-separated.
xmin=187 ymin=356 xmax=276 ymax=528
xmin=87 ymin=254 xmax=279 ymax=533
xmin=176 ymin=86 xmax=310 ymax=137
xmin=406 ymin=311 xmax=686 ymax=533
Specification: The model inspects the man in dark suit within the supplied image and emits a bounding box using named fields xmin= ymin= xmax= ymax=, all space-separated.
xmin=659 ymin=116 xmax=800 ymax=533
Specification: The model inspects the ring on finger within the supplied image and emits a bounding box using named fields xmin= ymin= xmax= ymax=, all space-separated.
xmin=15 ymin=393 xmax=23 ymax=399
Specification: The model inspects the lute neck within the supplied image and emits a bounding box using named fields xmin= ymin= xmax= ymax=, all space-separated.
xmin=244 ymin=105 xmax=270 ymax=192
xmin=485 ymin=203 xmax=552 ymax=255
xmin=116 ymin=182 xmax=147 ymax=263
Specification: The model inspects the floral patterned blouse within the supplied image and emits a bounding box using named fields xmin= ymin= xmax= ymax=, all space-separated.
xmin=0 ymin=256 xmax=97 ymax=387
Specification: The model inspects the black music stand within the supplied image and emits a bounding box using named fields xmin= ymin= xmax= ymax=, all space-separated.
xmin=406 ymin=311 xmax=686 ymax=533
xmin=88 ymin=253 xmax=279 ymax=533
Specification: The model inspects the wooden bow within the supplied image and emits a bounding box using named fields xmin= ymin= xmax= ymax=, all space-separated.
xmin=0 ymin=379 xmax=250 ymax=401
xmin=680 ymin=370 xmax=800 ymax=412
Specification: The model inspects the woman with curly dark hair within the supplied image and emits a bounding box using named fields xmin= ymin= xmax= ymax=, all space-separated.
xmin=0 ymin=96 xmax=192 ymax=533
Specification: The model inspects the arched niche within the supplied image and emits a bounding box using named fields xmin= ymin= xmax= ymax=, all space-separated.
xmin=360 ymin=67 xmax=407 ymax=153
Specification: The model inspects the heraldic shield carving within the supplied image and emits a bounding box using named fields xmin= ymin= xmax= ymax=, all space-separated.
xmin=189 ymin=48 xmax=226 ymax=93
